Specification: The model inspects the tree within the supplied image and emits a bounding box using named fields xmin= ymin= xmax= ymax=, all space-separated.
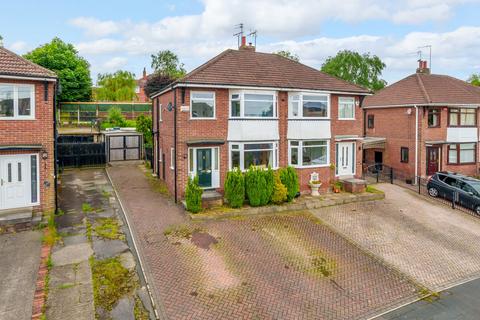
xmin=321 ymin=50 xmax=386 ymax=91
xmin=274 ymin=50 xmax=300 ymax=62
xmin=468 ymin=74 xmax=480 ymax=86
xmin=144 ymin=73 xmax=175 ymax=97
xmin=150 ymin=50 xmax=186 ymax=78
xmin=136 ymin=114 xmax=153 ymax=147
xmin=24 ymin=37 xmax=92 ymax=101
xmin=95 ymin=70 xmax=137 ymax=101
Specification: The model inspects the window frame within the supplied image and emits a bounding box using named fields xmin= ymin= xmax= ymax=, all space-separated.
xmin=447 ymin=143 xmax=476 ymax=165
xmin=367 ymin=114 xmax=374 ymax=129
xmin=288 ymin=92 xmax=330 ymax=119
xmin=448 ymin=107 xmax=477 ymax=127
xmin=229 ymin=90 xmax=277 ymax=119
xmin=0 ymin=83 xmax=35 ymax=120
xmin=228 ymin=141 xmax=278 ymax=171
xmin=190 ymin=91 xmax=216 ymax=120
xmin=170 ymin=147 xmax=175 ymax=170
xmin=338 ymin=96 xmax=355 ymax=120
xmin=427 ymin=108 xmax=441 ymax=128
xmin=288 ymin=140 xmax=330 ymax=168
xmin=400 ymin=147 xmax=409 ymax=163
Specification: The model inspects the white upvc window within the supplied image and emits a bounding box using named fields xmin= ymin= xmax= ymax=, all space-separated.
xmin=338 ymin=97 xmax=355 ymax=120
xmin=229 ymin=90 xmax=277 ymax=118
xmin=289 ymin=140 xmax=330 ymax=168
xmin=190 ymin=91 xmax=215 ymax=119
xmin=0 ymin=84 xmax=35 ymax=120
xmin=170 ymin=147 xmax=174 ymax=169
xmin=288 ymin=92 xmax=330 ymax=119
xmin=229 ymin=141 xmax=278 ymax=170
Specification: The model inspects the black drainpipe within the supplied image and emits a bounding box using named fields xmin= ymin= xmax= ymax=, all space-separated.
xmin=173 ymin=88 xmax=178 ymax=203
xmin=53 ymin=81 xmax=59 ymax=214
xmin=360 ymin=95 xmax=367 ymax=137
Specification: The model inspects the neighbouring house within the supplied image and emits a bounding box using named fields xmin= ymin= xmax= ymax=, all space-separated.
xmin=363 ymin=60 xmax=480 ymax=181
xmin=0 ymin=45 xmax=57 ymax=224
xmin=151 ymin=37 xmax=370 ymax=202
xmin=136 ymin=68 xmax=149 ymax=102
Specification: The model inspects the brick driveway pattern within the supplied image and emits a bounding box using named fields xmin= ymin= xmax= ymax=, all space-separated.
xmin=108 ymin=166 xmax=419 ymax=320
xmin=312 ymin=183 xmax=480 ymax=292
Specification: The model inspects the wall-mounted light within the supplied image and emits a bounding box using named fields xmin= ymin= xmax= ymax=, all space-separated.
xmin=167 ymin=102 xmax=173 ymax=112
xmin=41 ymin=150 xmax=48 ymax=160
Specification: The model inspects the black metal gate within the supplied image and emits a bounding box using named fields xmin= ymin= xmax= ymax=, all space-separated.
xmin=57 ymin=142 xmax=106 ymax=168
xmin=107 ymin=135 xmax=142 ymax=162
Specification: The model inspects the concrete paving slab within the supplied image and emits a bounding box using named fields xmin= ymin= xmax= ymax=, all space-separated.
xmin=51 ymin=243 xmax=93 ymax=267
xmin=110 ymin=297 xmax=135 ymax=320
xmin=92 ymin=238 xmax=129 ymax=259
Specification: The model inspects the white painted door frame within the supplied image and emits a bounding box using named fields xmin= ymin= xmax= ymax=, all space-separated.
xmin=336 ymin=142 xmax=356 ymax=177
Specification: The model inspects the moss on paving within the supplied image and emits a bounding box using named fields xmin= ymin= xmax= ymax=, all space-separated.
xmin=94 ymin=218 xmax=123 ymax=240
xmin=366 ymin=185 xmax=384 ymax=194
xmin=163 ymin=224 xmax=202 ymax=239
xmin=134 ymin=296 xmax=149 ymax=320
xmin=144 ymin=170 xmax=170 ymax=196
xmin=82 ymin=203 xmax=94 ymax=213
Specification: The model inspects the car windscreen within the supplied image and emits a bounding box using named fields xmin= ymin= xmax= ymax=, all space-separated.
xmin=467 ymin=181 xmax=480 ymax=194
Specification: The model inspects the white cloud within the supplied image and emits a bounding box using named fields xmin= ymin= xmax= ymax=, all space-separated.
xmin=7 ymin=41 xmax=29 ymax=53
xmin=102 ymin=57 xmax=128 ymax=71
xmin=70 ymin=17 xmax=122 ymax=37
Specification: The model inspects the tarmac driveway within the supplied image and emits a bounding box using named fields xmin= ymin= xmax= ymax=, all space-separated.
xmin=312 ymin=183 xmax=480 ymax=292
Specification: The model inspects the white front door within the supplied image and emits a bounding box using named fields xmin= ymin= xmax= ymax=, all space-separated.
xmin=0 ymin=155 xmax=31 ymax=210
xmin=336 ymin=142 xmax=355 ymax=176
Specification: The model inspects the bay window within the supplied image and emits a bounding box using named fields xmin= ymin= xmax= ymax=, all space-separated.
xmin=230 ymin=142 xmax=278 ymax=170
xmin=338 ymin=97 xmax=355 ymax=120
xmin=448 ymin=143 xmax=476 ymax=164
xmin=0 ymin=84 xmax=35 ymax=119
xmin=230 ymin=91 xmax=276 ymax=118
xmin=191 ymin=92 xmax=215 ymax=119
xmin=289 ymin=140 xmax=329 ymax=167
xmin=448 ymin=108 xmax=476 ymax=127
xmin=289 ymin=93 xmax=329 ymax=119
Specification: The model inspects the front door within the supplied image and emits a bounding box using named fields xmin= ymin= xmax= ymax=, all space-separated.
xmin=196 ymin=148 xmax=212 ymax=188
xmin=426 ymin=147 xmax=440 ymax=176
xmin=336 ymin=142 xmax=355 ymax=176
xmin=0 ymin=156 xmax=30 ymax=210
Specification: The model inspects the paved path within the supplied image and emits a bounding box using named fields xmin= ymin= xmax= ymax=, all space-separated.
xmin=0 ymin=230 xmax=42 ymax=320
xmin=312 ymin=183 xmax=480 ymax=292
xmin=108 ymin=165 xmax=420 ymax=320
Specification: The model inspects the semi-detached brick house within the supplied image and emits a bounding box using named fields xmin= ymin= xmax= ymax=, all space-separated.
xmin=0 ymin=46 xmax=57 ymax=223
xmin=151 ymin=39 xmax=370 ymax=202
xmin=363 ymin=60 xmax=480 ymax=181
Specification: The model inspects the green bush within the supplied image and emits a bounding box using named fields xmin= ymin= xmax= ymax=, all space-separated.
xmin=185 ymin=176 xmax=203 ymax=213
xmin=264 ymin=167 xmax=275 ymax=204
xmin=224 ymin=168 xmax=245 ymax=208
xmin=107 ymin=107 xmax=126 ymax=127
xmin=279 ymin=166 xmax=300 ymax=202
xmin=271 ymin=172 xmax=288 ymax=204
xmin=245 ymin=166 xmax=274 ymax=207
xmin=136 ymin=114 xmax=153 ymax=147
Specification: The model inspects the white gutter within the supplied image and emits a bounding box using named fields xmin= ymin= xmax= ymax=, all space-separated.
xmin=0 ymin=74 xmax=57 ymax=82
xmin=151 ymin=83 xmax=371 ymax=99
xmin=364 ymin=103 xmax=479 ymax=109
xmin=415 ymin=105 xmax=419 ymax=181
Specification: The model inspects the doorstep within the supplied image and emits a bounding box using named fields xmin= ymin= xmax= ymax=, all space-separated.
xmin=189 ymin=191 xmax=385 ymax=221
xmin=0 ymin=206 xmax=40 ymax=230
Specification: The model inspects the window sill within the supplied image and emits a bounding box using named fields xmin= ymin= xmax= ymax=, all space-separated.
xmin=190 ymin=117 xmax=217 ymax=120
xmin=447 ymin=162 xmax=476 ymax=165
xmin=288 ymin=118 xmax=330 ymax=121
xmin=338 ymin=118 xmax=355 ymax=121
xmin=290 ymin=164 xmax=330 ymax=169
xmin=229 ymin=117 xmax=278 ymax=120
xmin=0 ymin=117 xmax=35 ymax=121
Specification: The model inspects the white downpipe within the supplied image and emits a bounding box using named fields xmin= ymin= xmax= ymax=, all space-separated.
xmin=415 ymin=105 xmax=419 ymax=181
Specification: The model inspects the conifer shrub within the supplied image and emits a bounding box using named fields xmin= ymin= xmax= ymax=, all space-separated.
xmin=279 ymin=166 xmax=300 ymax=202
xmin=245 ymin=166 xmax=276 ymax=206
xmin=271 ymin=172 xmax=288 ymax=204
xmin=224 ymin=168 xmax=245 ymax=208
xmin=185 ymin=176 xmax=203 ymax=213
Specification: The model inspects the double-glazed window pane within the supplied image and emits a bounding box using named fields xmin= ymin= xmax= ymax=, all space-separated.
xmin=303 ymin=95 xmax=328 ymax=118
xmin=449 ymin=108 xmax=476 ymax=126
xmin=302 ymin=141 xmax=327 ymax=166
xmin=448 ymin=144 xmax=458 ymax=163
xmin=244 ymin=94 xmax=274 ymax=117
xmin=191 ymin=92 xmax=214 ymax=118
xmin=460 ymin=143 xmax=475 ymax=163
xmin=428 ymin=109 xmax=440 ymax=127
xmin=0 ymin=85 xmax=14 ymax=118
xmin=18 ymin=87 xmax=32 ymax=116
xmin=231 ymin=94 xmax=240 ymax=117
xmin=339 ymin=97 xmax=354 ymax=119
xmin=0 ymin=85 xmax=33 ymax=118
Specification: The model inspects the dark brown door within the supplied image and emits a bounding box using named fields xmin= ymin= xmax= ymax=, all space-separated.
xmin=426 ymin=147 xmax=440 ymax=176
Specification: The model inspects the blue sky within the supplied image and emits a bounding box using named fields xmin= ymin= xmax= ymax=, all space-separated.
xmin=2 ymin=0 xmax=480 ymax=84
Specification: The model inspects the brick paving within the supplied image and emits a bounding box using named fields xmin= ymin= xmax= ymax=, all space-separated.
xmin=108 ymin=166 xmax=420 ymax=320
xmin=312 ymin=183 xmax=480 ymax=292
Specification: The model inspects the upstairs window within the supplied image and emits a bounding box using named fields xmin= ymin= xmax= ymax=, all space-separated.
xmin=428 ymin=108 xmax=440 ymax=127
xmin=449 ymin=108 xmax=476 ymax=127
xmin=190 ymin=92 xmax=215 ymax=119
xmin=338 ymin=97 xmax=355 ymax=120
xmin=0 ymin=84 xmax=35 ymax=119
xmin=367 ymin=114 xmax=374 ymax=129
xmin=289 ymin=93 xmax=329 ymax=119
xmin=230 ymin=91 xmax=276 ymax=118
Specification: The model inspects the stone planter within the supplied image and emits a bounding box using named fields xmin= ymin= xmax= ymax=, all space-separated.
xmin=309 ymin=182 xmax=322 ymax=196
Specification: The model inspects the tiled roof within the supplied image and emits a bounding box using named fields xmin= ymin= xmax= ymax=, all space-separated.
xmin=364 ymin=73 xmax=480 ymax=107
xmin=177 ymin=49 xmax=370 ymax=94
xmin=0 ymin=47 xmax=56 ymax=79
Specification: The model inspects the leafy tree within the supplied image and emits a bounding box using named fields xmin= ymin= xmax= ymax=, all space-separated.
xmin=144 ymin=73 xmax=175 ymax=97
xmin=24 ymin=37 xmax=92 ymax=101
xmin=274 ymin=50 xmax=300 ymax=62
xmin=321 ymin=50 xmax=386 ymax=91
xmin=136 ymin=114 xmax=153 ymax=147
xmin=95 ymin=71 xmax=137 ymax=101
xmin=150 ymin=50 xmax=186 ymax=78
xmin=468 ymin=74 xmax=480 ymax=86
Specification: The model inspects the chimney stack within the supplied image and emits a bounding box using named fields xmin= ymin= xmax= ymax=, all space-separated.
xmin=142 ymin=67 xmax=147 ymax=79
xmin=239 ymin=35 xmax=255 ymax=52
xmin=416 ymin=59 xmax=430 ymax=74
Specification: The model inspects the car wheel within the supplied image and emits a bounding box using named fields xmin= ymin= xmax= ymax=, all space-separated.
xmin=475 ymin=206 xmax=480 ymax=215
xmin=428 ymin=187 xmax=439 ymax=197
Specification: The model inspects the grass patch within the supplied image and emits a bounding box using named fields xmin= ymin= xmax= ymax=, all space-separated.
xmin=134 ymin=296 xmax=149 ymax=320
xmin=94 ymin=218 xmax=123 ymax=240
xmin=90 ymin=256 xmax=137 ymax=313
xmin=57 ymin=282 xmax=76 ymax=290
xmin=163 ymin=224 xmax=202 ymax=239
xmin=366 ymin=185 xmax=384 ymax=194
xmin=42 ymin=211 xmax=60 ymax=246
xmin=82 ymin=203 xmax=94 ymax=213
xmin=144 ymin=171 xmax=170 ymax=196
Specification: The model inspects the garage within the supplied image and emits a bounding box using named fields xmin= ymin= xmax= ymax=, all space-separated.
xmin=102 ymin=129 xmax=143 ymax=163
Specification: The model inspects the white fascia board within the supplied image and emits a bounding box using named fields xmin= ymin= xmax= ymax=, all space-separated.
xmin=0 ymin=74 xmax=57 ymax=82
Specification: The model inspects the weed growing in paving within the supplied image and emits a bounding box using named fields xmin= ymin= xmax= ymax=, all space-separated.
xmin=94 ymin=218 xmax=123 ymax=240
xmin=134 ymin=296 xmax=149 ymax=320
xmin=57 ymin=283 xmax=76 ymax=290
xmin=90 ymin=256 xmax=136 ymax=313
xmin=43 ymin=211 xmax=60 ymax=246
xmin=102 ymin=189 xmax=111 ymax=198
xmin=163 ymin=224 xmax=202 ymax=239
xmin=86 ymin=220 xmax=93 ymax=243
xmin=366 ymin=185 xmax=384 ymax=194
xmin=82 ymin=203 xmax=94 ymax=213
xmin=144 ymin=170 xmax=170 ymax=196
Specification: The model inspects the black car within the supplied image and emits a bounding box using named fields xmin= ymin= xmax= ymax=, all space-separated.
xmin=427 ymin=172 xmax=480 ymax=214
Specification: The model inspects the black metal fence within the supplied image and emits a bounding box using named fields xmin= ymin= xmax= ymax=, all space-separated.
xmin=57 ymin=142 xmax=106 ymax=169
xmin=363 ymin=163 xmax=477 ymax=216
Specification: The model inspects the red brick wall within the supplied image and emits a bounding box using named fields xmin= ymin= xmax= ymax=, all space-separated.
xmin=0 ymin=79 xmax=55 ymax=213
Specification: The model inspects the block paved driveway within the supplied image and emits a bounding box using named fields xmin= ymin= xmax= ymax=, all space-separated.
xmin=312 ymin=183 xmax=480 ymax=293
xmin=107 ymin=165 xmax=420 ymax=320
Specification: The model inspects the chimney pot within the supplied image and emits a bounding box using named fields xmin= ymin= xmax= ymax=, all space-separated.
xmin=416 ymin=59 xmax=430 ymax=74
xmin=241 ymin=36 xmax=246 ymax=47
